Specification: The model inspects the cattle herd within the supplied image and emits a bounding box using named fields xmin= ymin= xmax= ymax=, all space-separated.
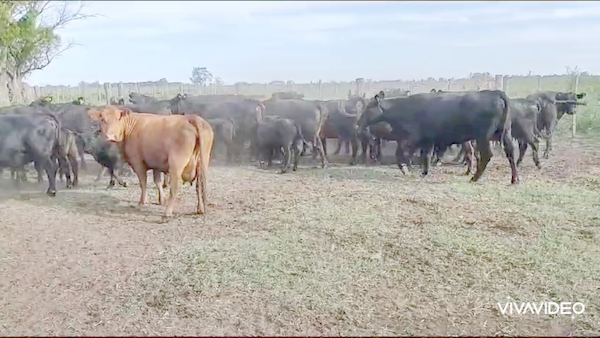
xmin=0 ymin=87 xmax=587 ymax=217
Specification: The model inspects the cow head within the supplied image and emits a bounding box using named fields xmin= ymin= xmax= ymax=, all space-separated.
xmin=555 ymin=92 xmax=586 ymax=116
xmin=169 ymin=93 xmax=188 ymax=114
xmin=356 ymin=92 xmax=386 ymax=141
xmin=87 ymin=106 xmax=132 ymax=142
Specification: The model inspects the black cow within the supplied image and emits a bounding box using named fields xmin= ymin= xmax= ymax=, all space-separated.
xmin=118 ymin=102 xmax=172 ymax=115
xmin=169 ymin=93 xmax=249 ymax=113
xmin=0 ymin=112 xmax=63 ymax=195
xmin=77 ymin=130 xmax=128 ymax=188
xmin=525 ymin=91 xmax=586 ymax=158
xmin=129 ymin=92 xmax=157 ymax=105
xmin=262 ymin=98 xmax=329 ymax=168
xmin=358 ymin=90 xmax=518 ymax=184
xmin=271 ymin=91 xmax=305 ymax=100
xmin=318 ymin=100 xmax=364 ymax=164
xmin=171 ymin=95 xmax=264 ymax=162
xmin=206 ymin=117 xmax=236 ymax=162
xmin=509 ymin=98 xmax=546 ymax=169
xmin=332 ymin=93 xmax=368 ymax=156
xmin=256 ymin=116 xmax=306 ymax=174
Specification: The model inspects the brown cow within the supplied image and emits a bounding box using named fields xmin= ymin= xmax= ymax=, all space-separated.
xmin=88 ymin=106 xmax=214 ymax=217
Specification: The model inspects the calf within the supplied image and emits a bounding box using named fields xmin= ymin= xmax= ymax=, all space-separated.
xmin=88 ymin=106 xmax=214 ymax=217
xmin=78 ymin=130 xmax=128 ymax=188
xmin=257 ymin=116 xmax=306 ymax=174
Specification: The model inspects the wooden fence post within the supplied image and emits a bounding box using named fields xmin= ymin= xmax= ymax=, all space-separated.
xmin=572 ymin=73 xmax=579 ymax=138
xmin=494 ymin=75 xmax=504 ymax=91
xmin=103 ymin=82 xmax=112 ymax=105
xmin=117 ymin=82 xmax=124 ymax=100
xmin=355 ymin=78 xmax=364 ymax=97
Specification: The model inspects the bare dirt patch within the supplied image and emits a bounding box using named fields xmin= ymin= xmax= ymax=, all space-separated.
xmin=1 ymin=136 xmax=599 ymax=336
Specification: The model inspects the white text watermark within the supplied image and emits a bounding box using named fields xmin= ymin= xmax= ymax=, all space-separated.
xmin=497 ymin=302 xmax=585 ymax=315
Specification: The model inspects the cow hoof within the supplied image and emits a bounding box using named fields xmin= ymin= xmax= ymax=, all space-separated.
xmin=278 ymin=170 xmax=287 ymax=174
xmin=46 ymin=189 xmax=56 ymax=197
xmin=122 ymin=182 xmax=128 ymax=187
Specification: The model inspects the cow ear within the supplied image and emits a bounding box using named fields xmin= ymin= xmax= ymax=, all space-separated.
xmin=176 ymin=93 xmax=182 ymax=99
xmin=374 ymin=94 xmax=381 ymax=104
xmin=88 ymin=109 xmax=101 ymax=120
xmin=183 ymin=93 xmax=188 ymax=99
xmin=378 ymin=91 xmax=385 ymax=99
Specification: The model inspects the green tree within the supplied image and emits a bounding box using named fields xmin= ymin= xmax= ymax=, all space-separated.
xmin=0 ymin=1 xmax=92 ymax=104
xmin=190 ymin=66 xmax=213 ymax=86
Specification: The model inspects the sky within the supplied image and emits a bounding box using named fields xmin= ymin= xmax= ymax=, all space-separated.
xmin=26 ymin=1 xmax=600 ymax=86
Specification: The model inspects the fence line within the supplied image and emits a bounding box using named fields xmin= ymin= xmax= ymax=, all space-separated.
xmin=2 ymin=73 xmax=591 ymax=107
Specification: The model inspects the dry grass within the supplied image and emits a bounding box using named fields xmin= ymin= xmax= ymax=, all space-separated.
xmin=0 ymin=137 xmax=599 ymax=336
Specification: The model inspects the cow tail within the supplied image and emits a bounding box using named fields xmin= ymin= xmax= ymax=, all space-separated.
xmin=295 ymin=122 xmax=307 ymax=148
xmin=45 ymin=112 xmax=62 ymax=156
xmin=227 ymin=117 xmax=236 ymax=140
xmin=188 ymin=117 xmax=209 ymax=214
xmin=499 ymin=91 xmax=512 ymax=147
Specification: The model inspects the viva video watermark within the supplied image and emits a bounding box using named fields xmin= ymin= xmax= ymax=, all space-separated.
xmin=498 ymin=301 xmax=586 ymax=315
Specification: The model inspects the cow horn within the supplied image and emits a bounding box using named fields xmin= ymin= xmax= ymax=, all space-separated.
xmin=337 ymin=100 xmax=355 ymax=117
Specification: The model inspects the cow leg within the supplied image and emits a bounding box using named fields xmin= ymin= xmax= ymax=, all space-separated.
xmin=314 ymin=136 xmax=328 ymax=168
xmin=349 ymin=137 xmax=359 ymax=166
xmin=292 ymin=140 xmax=301 ymax=171
xmin=258 ymin=146 xmax=267 ymax=169
xmin=516 ymin=140 xmax=527 ymax=167
xmin=78 ymin=146 xmax=87 ymax=171
xmin=344 ymin=140 xmax=351 ymax=155
xmin=69 ymin=154 xmax=79 ymax=187
xmin=333 ymin=138 xmax=342 ymax=155
xmin=470 ymin=140 xmax=493 ymax=183
xmin=279 ymin=145 xmax=292 ymax=174
xmin=359 ymin=139 xmax=369 ymax=164
xmin=502 ymin=135 xmax=519 ymax=184
xmin=95 ymin=167 xmax=107 ymax=182
xmin=153 ymin=170 xmax=166 ymax=205
xmin=267 ymin=148 xmax=274 ymax=168
xmin=131 ymin=166 xmax=149 ymax=205
xmin=58 ymin=156 xmax=73 ymax=188
xmin=530 ymin=137 xmax=542 ymax=169
xmin=165 ymin=168 xmax=184 ymax=217
xmin=375 ymin=138 xmax=383 ymax=164
xmin=420 ymin=144 xmax=435 ymax=177
xmin=464 ymin=141 xmax=475 ymax=176
xmin=543 ymin=122 xmax=557 ymax=159
xmin=38 ymin=157 xmax=58 ymax=196
xmin=34 ymin=161 xmax=44 ymax=183
xmin=395 ymin=143 xmax=409 ymax=175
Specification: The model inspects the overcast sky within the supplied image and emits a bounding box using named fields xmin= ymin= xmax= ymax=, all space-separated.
xmin=26 ymin=1 xmax=600 ymax=86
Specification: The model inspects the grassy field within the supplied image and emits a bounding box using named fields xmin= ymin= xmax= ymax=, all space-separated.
xmin=0 ymin=135 xmax=599 ymax=336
